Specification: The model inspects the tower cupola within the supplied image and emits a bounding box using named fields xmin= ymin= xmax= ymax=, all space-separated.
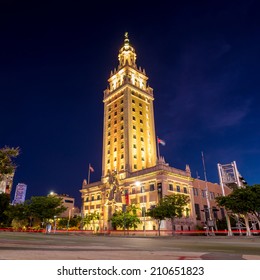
xmin=118 ymin=32 xmax=137 ymax=68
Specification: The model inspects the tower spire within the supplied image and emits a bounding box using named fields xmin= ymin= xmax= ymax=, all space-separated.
xmin=118 ymin=32 xmax=136 ymax=68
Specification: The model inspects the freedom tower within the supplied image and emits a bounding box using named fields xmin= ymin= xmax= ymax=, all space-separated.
xmin=80 ymin=34 xmax=218 ymax=232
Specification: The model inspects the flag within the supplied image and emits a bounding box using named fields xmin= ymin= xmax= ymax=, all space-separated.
xmin=89 ymin=164 xmax=94 ymax=172
xmin=157 ymin=137 xmax=166 ymax=146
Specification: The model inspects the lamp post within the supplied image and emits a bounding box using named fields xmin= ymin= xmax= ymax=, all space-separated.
xmin=67 ymin=207 xmax=74 ymax=232
xmin=53 ymin=216 xmax=57 ymax=234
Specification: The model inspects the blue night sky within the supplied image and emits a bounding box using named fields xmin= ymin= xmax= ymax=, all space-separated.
xmin=1 ymin=1 xmax=260 ymax=207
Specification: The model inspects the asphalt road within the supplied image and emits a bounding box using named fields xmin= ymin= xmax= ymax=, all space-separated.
xmin=0 ymin=232 xmax=260 ymax=260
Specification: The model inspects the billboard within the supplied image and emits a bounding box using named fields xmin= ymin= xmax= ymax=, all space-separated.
xmin=13 ymin=183 xmax=27 ymax=204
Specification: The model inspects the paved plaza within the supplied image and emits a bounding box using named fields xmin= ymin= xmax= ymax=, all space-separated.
xmin=0 ymin=232 xmax=260 ymax=260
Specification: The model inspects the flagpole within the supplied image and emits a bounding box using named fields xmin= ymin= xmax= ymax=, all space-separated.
xmin=201 ymin=151 xmax=214 ymax=235
xmin=88 ymin=163 xmax=90 ymax=184
xmin=157 ymin=136 xmax=160 ymax=160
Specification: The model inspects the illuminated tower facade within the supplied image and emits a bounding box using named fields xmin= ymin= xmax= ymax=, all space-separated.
xmin=102 ymin=33 xmax=157 ymax=180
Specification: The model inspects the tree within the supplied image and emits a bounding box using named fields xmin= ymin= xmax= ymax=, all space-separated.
xmin=110 ymin=204 xmax=141 ymax=231
xmin=4 ymin=202 xmax=31 ymax=228
xmin=162 ymin=194 xmax=191 ymax=235
xmin=5 ymin=196 xmax=67 ymax=228
xmin=216 ymin=186 xmax=260 ymax=236
xmin=0 ymin=193 xmax=12 ymax=226
xmin=29 ymin=196 xmax=67 ymax=223
xmin=83 ymin=211 xmax=100 ymax=231
xmin=0 ymin=146 xmax=19 ymax=180
xmin=146 ymin=204 xmax=166 ymax=236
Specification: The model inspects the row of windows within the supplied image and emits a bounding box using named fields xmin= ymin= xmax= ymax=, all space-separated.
xmin=193 ymin=188 xmax=222 ymax=199
xmin=107 ymin=98 xmax=143 ymax=113
xmin=168 ymin=184 xmax=188 ymax=194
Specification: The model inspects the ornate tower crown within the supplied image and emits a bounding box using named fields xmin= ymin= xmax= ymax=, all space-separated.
xmin=118 ymin=32 xmax=137 ymax=68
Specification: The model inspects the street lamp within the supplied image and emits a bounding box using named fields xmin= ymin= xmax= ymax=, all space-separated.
xmin=67 ymin=207 xmax=74 ymax=232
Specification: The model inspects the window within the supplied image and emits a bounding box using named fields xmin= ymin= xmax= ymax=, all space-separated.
xmin=194 ymin=204 xmax=201 ymax=220
xmin=183 ymin=187 xmax=187 ymax=194
xmin=140 ymin=137 xmax=144 ymax=142
xmin=86 ymin=197 xmax=89 ymax=202
xmin=140 ymin=128 xmax=143 ymax=132
xmin=133 ymin=144 xmax=136 ymax=149
xmin=210 ymin=192 xmax=215 ymax=200
xmin=193 ymin=188 xmax=198 ymax=196
xmin=132 ymin=188 xmax=135 ymax=194
xmin=97 ymin=194 xmax=101 ymax=200
xmin=141 ymin=186 xmax=145 ymax=193
xmin=132 ymin=108 xmax=135 ymax=112
xmin=91 ymin=196 xmax=94 ymax=201
xmin=140 ymin=119 xmax=143 ymax=124
xmin=176 ymin=186 xmax=181 ymax=192
xmin=132 ymin=116 xmax=136 ymax=121
xmin=202 ymin=190 xmax=207 ymax=197
xmin=134 ymin=164 xmax=137 ymax=169
xmin=169 ymin=184 xmax=173 ymax=191
xmin=133 ymin=125 xmax=136 ymax=130
xmin=149 ymin=184 xmax=155 ymax=191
